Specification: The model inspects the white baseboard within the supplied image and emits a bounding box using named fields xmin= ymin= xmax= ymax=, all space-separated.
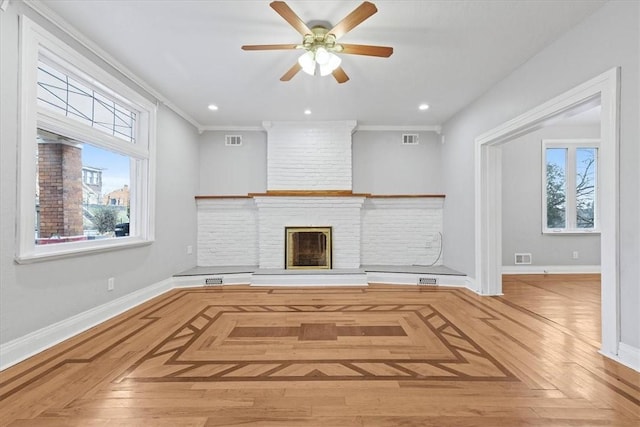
xmin=172 ymin=273 xmax=253 ymax=287
xmin=366 ymin=272 xmax=467 ymax=288
xmin=501 ymin=265 xmax=601 ymax=274
xmin=252 ymin=273 xmax=368 ymax=286
xmin=0 ymin=277 xmax=173 ymax=371
xmin=612 ymin=342 xmax=640 ymax=372
xmin=464 ymin=276 xmax=480 ymax=293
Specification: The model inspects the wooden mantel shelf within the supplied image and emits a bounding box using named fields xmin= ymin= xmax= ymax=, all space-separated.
xmin=249 ymin=190 xmax=370 ymax=197
xmin=366 ymin=194 xmax=446 ymax=198
xmin=195 ymin=195 xmax=253 ymax=199
xmin=196 ymin=191 xmax=445 ymax=200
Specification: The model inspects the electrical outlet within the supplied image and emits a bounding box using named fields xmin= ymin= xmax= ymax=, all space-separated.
xmin=107 ymin=277 xmax=115 ymax=291
xmin=572 ymin=251 xmax=579 ymax=259
xmin=187 ymin=245 xmax=193 ymax=254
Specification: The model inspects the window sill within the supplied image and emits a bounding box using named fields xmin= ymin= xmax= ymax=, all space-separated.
xmin=15 ymin=237 xmax=153 ymax=264
xmin=542 ymin=229 xmax=601 ymax=236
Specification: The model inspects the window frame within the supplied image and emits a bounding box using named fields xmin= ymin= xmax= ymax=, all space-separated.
xmin=16 ymin=16 xmax=156 ymax=263
xmin=541 ymin=138 xmax=600 ymax=235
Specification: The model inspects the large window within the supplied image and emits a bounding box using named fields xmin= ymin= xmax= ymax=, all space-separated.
xmin=542 ymin=139 xmax=599 ymax=233
xmin=17 ymin=17 xmax=156 ymax=262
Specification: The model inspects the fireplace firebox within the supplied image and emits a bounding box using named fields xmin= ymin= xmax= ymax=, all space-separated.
xmin=285 ymin=227 xmax=332 ymax=269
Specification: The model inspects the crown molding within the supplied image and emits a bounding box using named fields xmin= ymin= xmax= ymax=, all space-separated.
xmin=262 ymin=120 xmax=358 ymax=130
xmin=355 ymin=125 xmax=442 ymax=133
xmin=202 ymin=123 xmax=444 ymax=133
xmin=200 ymin=126 xmax=266 ymax=132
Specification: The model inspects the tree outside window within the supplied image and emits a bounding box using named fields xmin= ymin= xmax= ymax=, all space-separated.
xmin=543 ymin=140 xmax=599 ymax=233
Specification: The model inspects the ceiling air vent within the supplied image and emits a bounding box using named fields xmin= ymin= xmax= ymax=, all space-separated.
xmin=514 ymin=253 xmax=532 ymax=265
xmin=225 ymin=135 xmax=242 ymax=146
xmin=402 ymin=134 xmax=419 ymax=145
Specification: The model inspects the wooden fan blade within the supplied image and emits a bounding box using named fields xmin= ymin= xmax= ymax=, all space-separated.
xmin=280 ymin=62 xmax=302 ymax=81
xmin=332 ymin=66 xmax=350 ymax=84
xmin=329 ymin=1 xmax=377 ymax=40
xmin=340 ymin=43 xmax=393 ymax=57
xmin=270 ymin=1 xmax=312 ymax=36
xmin=242 ymin=44 xmax=299 ymax=51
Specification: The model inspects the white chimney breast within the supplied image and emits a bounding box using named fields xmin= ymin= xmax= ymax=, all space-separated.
xmin=263 ymin=121 xmax=356 ymax=191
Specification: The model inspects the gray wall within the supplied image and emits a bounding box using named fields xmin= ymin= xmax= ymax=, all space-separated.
xmin=0 ymin=4 xmax=200 ymax=344
xmin=199 ymin=131 xmax=267 ymax=195
xmin=197 ymin=130 xmax=443 ymax=196
xmin=352 ymin=131 xmax=442 ymax=194
xmin=441 ymin=1 xmax=639 ymax=347
xmin=502 ymin=124 xmax=601 ymax=267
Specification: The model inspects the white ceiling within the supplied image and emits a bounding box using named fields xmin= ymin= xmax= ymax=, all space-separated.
xmin=38 ymin=0 xmax=606 ymax=129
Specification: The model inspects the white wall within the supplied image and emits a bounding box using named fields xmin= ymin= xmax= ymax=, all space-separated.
xmin=502 ymin=124 xmax=600 ymax=267
xmin=0 ymin=3 xmax=200 ymax=345
xmin=199 ymin=131 xmax=267 ymax=195
xmin=353 ymin=131 xmax=442 ymax=194
xmin=441 ymin=1 xmax=639 ymax=348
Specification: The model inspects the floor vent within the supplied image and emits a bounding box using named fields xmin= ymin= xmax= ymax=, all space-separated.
xmin=402 ymin=134 xmax=419 ymax=145
xmin=205 ymin=277 xmax=223 ymax=285
xmin=418 ymin=277 xmax=438 ymax=285
xmin=514 ymin=253 xmax=532 ymax=265
xmin=225 ymin=135 xmax=242 ymax=146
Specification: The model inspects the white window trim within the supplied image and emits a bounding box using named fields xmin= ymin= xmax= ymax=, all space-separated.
xmin=16 ymin=15 xmax=156 ymax=263
xmin=541 ymin=138 xmax=600 ymax=235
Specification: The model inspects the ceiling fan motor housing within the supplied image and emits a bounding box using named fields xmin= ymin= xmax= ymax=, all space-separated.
xmin=301 ymin=27 xmax=341 ymax=53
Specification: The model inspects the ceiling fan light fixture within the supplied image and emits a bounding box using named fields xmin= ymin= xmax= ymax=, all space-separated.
xmin=245 ymin=1 xmax=390 ymax=83
xmin=298 ymin=51 xmax=316 ymax=75
xmin=314 ymin=47 xmax=331 ymax=65
xmin=319 ymin=53 xmax=342 ymax=76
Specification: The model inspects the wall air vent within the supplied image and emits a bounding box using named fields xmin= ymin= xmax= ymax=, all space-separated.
xmin=514 ymin=253 xmax=532 ymax=265
xmin=205 ymin=277 xmax=223 ymax=285
xmin=402 ymin=134 xmax=419 ymax=145
xmin=418 ymin=277 xmax=438 ymax=285
xmin=225 ymin=135 xmax=242 ymax=146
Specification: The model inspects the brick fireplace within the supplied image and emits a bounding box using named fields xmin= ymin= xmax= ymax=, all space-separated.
xmin=196 ymin=121 xmax=444 ymax=270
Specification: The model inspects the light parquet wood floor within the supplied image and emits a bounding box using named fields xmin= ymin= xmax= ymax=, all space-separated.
xmin=1 ymin=276 xmax=638 ymax=426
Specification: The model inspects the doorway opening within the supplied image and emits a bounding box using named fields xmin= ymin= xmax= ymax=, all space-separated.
xmin=474 ymin=68 xmax=620 ymax=358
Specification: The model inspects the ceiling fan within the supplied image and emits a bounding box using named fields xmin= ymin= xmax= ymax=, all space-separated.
xmin=241 ymin=1 xmax=393 ymax=83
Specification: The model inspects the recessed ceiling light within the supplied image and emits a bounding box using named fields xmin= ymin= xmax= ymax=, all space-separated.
xmin=304 ymin=109 xmax=312 ymax=115
xmin=208 ymin=104 xmax=218 ymax=111
xmin=418 ymin=104 xmax=430 ymax=111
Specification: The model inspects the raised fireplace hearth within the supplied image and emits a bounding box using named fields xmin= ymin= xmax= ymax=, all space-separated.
xmin=285 ymin=227 xmax=332 ymax=269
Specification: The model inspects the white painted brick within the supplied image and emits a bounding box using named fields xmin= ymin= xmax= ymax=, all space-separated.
xmin=254 ymin=196 xmax=365 ymax=269
xmin=264 ymin=121 xmax=356 ymax=190
xmin=196 ymin=199 xmax=258 ymax=266
xmin=197 ymin=196 xmax=444 ymax=269
xmin=361 ymin=198 xmax=444 ymax=266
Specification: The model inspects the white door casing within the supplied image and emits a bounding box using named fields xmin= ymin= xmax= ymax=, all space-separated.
xmin=474 ymin=68 xmax=620 ymax=358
